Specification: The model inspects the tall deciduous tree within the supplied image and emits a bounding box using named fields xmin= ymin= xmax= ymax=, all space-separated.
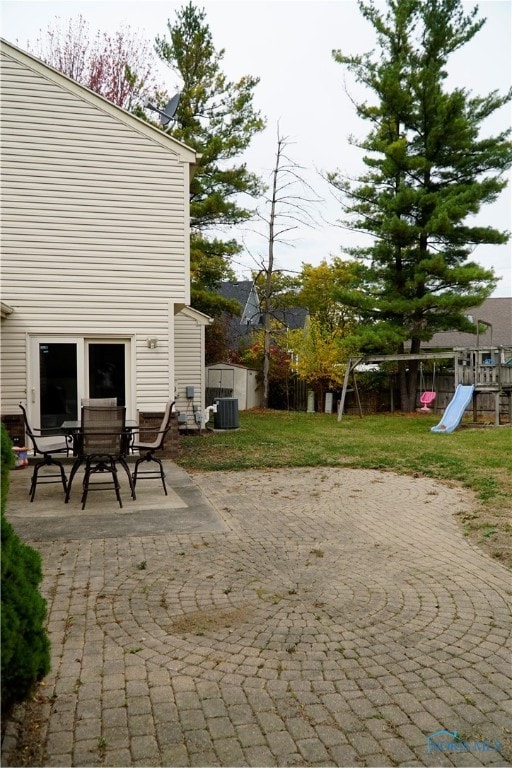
xmin=29 ymin=15 xmax=163 ymax=110
xmin=155 ymin=3 xmax=265 ymax=315
xmin=240 ymin=321 xmax=295 ymax=409
xmin=287 ymin=317 xmax=353 ymax=409
xmin=249 ymin=128 xmax=321 ymax=407
xmin=297 ymin=259 xmax=358 ymax=333
xmin=329 ymin=0 xmax=511 ymax=410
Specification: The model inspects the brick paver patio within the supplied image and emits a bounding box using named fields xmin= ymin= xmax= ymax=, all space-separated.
xmin=2 ymin=465 xmax=511 ymax=766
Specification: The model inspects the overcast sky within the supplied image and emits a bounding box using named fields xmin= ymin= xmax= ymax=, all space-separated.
xmin=1 ymin=0 xmax=511 ymax=296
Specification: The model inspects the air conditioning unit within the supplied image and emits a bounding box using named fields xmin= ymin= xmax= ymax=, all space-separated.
xmin=214 ymin=398 xmax=239 ymax=429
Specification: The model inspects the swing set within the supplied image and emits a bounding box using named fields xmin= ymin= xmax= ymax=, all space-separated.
xmin=419 ymin=362 xmax=436 ymax=411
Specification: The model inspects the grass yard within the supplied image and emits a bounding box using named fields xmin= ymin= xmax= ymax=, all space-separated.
xmin=176 ymin=409 xmax=512 ymax=567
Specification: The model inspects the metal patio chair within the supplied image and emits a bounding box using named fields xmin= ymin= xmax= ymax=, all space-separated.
xmin=65 ymin=405 xmax=132 ymax=508
xmin=19 ymin=403 xmax=70 ymax=502
xmin=131 ymin=400 xmax=175 ymax=495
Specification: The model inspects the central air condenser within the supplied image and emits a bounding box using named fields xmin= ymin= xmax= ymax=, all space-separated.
xmin=214 ymin=398 xmax=239 ymax=429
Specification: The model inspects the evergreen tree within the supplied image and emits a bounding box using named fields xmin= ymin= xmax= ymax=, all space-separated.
xmin=155 ymin=3 xmax=265 ymax=315
xmin=329 ymin=0 xmax=511 ymax=410
xmin=1 ymin=424 xmax=51 ymax=717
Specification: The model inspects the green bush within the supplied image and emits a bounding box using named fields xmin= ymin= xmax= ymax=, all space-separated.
xmin=1 ymin=423 xmax=51 ymax=717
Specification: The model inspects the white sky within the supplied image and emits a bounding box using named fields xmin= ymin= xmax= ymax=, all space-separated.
xmin=1 ymin=0 xmax=511 ymax=296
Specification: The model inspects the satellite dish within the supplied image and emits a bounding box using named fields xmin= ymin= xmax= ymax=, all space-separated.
xmin=145 ymin=93 xmax=180 ymax=132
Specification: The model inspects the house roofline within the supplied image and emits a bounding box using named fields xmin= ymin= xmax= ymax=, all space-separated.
xmin=1 ymin=38 xmax=197 ymax=164
xmin=177 ymin=306 xmax=214 ymax=325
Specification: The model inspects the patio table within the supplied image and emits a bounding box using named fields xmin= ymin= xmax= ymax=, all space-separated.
xmin=61 ymin=420 xmax=138 ymax=455
xmin=62 ymin=420 xmax=138 ymax=503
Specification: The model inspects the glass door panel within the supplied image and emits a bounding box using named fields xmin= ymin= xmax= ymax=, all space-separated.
xmin=39 ymin=342 xmax=78 ymax=429
xmin=88 ymin=343 xmax=126 ymax=406
xmin=29 ymin=337 xmax=131 ymax=431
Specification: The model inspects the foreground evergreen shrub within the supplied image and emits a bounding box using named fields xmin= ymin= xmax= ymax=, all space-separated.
xmin=1 ymin=423 xmax=51 ymax=717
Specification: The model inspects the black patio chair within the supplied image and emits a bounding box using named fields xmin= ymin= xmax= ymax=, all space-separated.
xmin=131 ymin=400 xmax=175 ymax=495
xmin=19 ymin=403 xmax=70 ymax=502
xmin=66 ymin=405 xmax=128 ymax=509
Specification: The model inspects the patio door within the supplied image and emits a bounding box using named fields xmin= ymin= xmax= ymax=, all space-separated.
xmin=87 ymin=342 xmax=127 ymax=406
xmin=35 ymin=340 xmax=81 ymax=430
xmin=29 ymin=337 xmax=131 ymax=430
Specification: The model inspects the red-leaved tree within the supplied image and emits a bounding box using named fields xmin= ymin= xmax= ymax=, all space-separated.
xmin=28 ymin=15 xmax=164 ymax=110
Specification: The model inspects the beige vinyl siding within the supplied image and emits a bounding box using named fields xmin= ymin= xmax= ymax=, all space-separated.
xmin=1 ymin=57 xmax=189 ymax=303
xmin=0 ymin=335 xmax=26 ymax=406
xmin=174 ymin=309 xmax=211 ymax=429
xmin=1 ymin=43 xmax=195 ymax=415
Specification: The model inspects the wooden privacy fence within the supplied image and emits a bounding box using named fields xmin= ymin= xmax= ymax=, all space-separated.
xmin=205 ymin=388 xmax=233 ymax=406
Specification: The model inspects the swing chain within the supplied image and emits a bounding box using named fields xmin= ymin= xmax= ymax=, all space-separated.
xmin=421 ymin=361 xmax=436 ymax=393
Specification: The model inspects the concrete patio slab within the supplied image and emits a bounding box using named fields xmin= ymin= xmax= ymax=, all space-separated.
xmin=5 ymin=460 xmax=227 ymax=541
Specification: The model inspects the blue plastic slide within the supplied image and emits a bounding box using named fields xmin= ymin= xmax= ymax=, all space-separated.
xmin=431 ymin=384 xmax=475 ymax=434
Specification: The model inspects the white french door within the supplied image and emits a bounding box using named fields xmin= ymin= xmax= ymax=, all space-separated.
xmin=29 ymin=337 xmax=132 ymax=430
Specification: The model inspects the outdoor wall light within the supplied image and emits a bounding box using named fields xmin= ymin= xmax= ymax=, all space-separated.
xmin=146 ymin=337 xmax=158 ymax=349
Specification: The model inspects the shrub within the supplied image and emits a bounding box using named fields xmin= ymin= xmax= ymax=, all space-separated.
xmin=1 ymin=423 xmax=51 ymax=717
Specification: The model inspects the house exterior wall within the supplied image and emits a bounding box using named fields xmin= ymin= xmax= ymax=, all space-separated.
xmin=174 ymin=308 xmax=211 ymax=430
xmin=0 ymin=42 xmax=195 ymax=424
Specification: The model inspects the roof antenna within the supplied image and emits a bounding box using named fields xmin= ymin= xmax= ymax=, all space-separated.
xmin=144 ymin=93 xmax=180 ymax=132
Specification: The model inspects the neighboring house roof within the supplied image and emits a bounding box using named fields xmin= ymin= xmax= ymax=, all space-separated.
xmin=216 ymin=281 xmax=262 ymax=349
xmin=0 ymin=39 xmax=196 ymax=166
xmin=217 ymin=281 xmax=253 ymax=302
xmin=273 ymin=306 xmax=309 ymax=330
xmin=425 ymin=297 xmax=512 ymax=349
xmin=218 ymin=281 xmax=262 ymax=325
xmin=216 ymin=281 xmax=309 ymax=351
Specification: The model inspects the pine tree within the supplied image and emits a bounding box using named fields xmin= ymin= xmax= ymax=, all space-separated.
xmin=155 ymin=3 xmax=265 ymax=315
xmin=329 ymin=0 xmax=511 ymax=410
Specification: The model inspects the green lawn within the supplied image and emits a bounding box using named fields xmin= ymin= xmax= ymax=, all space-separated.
xmin=176 ymin=409 xmax=512 ymax=566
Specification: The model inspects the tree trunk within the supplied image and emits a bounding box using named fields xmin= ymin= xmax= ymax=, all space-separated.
xmin=398 ymin=360 xmax=420 ymax=411
xmin=262 ymin=135 xmax=281 ymax=408
xmin=316 ymin=383 xmax=325 ymax=412
xmin=397 ymin=334 xmax=422 ymax=411
xmin=262 ymin=317 xmax=271 ymax=408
